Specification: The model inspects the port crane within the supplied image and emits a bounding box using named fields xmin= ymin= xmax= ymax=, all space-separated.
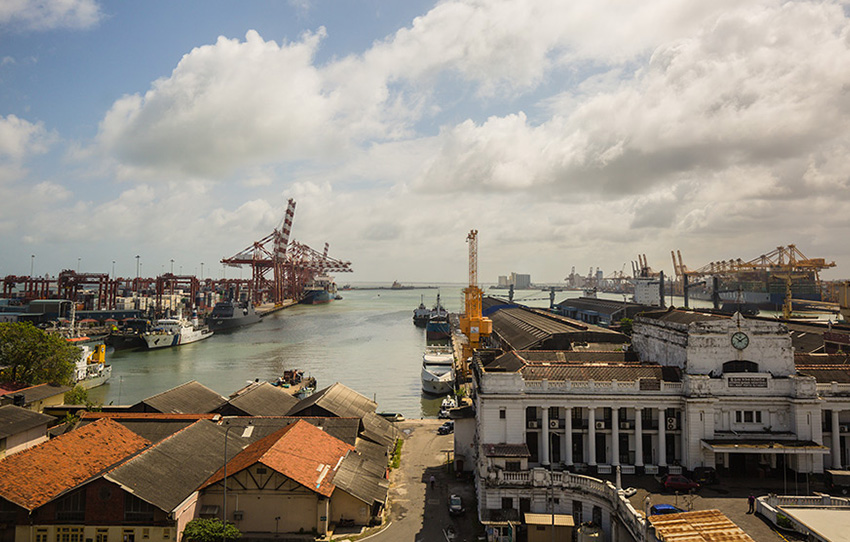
xmin=220 ymin=199 xmax=352 ymax=305
xmin=459 ymin=230 xmax=493 ymax=364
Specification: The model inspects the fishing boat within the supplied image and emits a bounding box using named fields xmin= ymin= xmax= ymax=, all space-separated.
xmin=207 ymin=300 xmax=261 ymax=331
xmin=413 ymin=295 xmax=430 ymax=327
xmin=143 ymin=317 xmax=213 ymax=349
xmin=421 ymin=346 xmax=454 ymax=395
xmin=66 ymin=336 xmax=112 ymax=389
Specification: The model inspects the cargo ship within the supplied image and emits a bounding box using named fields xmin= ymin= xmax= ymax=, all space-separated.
xmin=690 ymin=270 xmax=824 ymax=311
xmin=300 ymin=275 xmax=337 ymax=305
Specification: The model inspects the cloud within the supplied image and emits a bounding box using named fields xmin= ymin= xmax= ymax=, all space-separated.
xmin=0 ymin=115 xmax=55 ymax=183
xmin=0 ymin=0 xmax=102 ymax=31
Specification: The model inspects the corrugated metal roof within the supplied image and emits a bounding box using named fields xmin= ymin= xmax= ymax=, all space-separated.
xmin=105 ymin=420 xmax=238 ymax=512
xmin=334 ymin=452 xmax=389 ymax=506
xmin=226 ymin=382 xmax=298 ymax=416
xmin=521 ymin=363 xmax=681 ymax=383
xmin=360 ymin=411 xmax=399 ymax=448
xmin=135 ymin=380 xmax=227 ymax=414
xmin=649 ymin=509 xmax=755 ymax=542
xmin=288 ymin=382 xmax=377 ymax=419
xmin=796 ymin=366 xmax=850 ymax=383
xmin=0 ymin=405 xmax=53 ymax=439
xmin=524 ymin=513 xmax=575 ymax=526
xmin=0 ymin=383 xmax=71 ymax=404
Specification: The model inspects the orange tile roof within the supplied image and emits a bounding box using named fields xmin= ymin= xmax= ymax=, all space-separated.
xmin=0 ymin=418 xmax=150 ymax=510
xmin=81 ymin=412 xmax=217 ymax=420
xmin=203 ymin=419 xmax=353 ymax=497
xmin=649 ymin=509 xmax=756 ymax=542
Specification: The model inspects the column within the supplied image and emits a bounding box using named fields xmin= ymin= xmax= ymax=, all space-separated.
xmin=541 ymin=406 xmax=550 ymax=466
xmin=565 ymin=407 xmax=574 ymax=466
xmin=832 ymin=409 xmax=842 ymax=469
xmin=588 ymin=407 xmax=597 ymax=466
xmin=658 ymin=408 xmax=667 ymax=467
xmin=635 ymin=407 xmax=644 ymax=467
xmin=611 ymin=407 xmax=620 ymax=466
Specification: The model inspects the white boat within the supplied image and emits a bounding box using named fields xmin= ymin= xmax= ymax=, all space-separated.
xmin=143 ymin=318 xmax=213 ymax=349
xmin=67 ymin=337 xmax=112 ymax=390
xmin=421 ymin=346 xmax=454 ymax=395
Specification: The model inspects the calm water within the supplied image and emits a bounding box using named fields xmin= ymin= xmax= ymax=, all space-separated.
xmin=87 ymin=286 xmax=466 ymax=419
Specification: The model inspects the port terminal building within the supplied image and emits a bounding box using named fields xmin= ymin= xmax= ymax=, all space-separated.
xmin=462 ymin=305 xmax=850 ymax=541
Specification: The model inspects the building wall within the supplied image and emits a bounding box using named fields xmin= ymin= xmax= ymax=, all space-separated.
xmin=1 ymin=424 xmax=48 ymax=458
xmin=454 ymin=417 xmax=476 ymax=472
xmin=330 ymin=490 xmax=370 ymax=525
xmin=16 ymin=525 xmax=176 ymax=542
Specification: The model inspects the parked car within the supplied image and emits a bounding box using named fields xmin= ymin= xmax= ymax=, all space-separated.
xmin=658 ymin=474 xmax=700 ymax=493
xmin=438 ymin=421 xmax=454 ymax=435
xmin=449 ymin=494 xmax=464 ymax=515
xmin=692 ymin=466 xmax=718 ymax=485
xmin=650 ymin=504 xmax=685 ymax=516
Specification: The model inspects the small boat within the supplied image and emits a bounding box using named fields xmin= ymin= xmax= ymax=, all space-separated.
xmin=378 ymin=412 xmax=405 ymax=422
xmin=143 ymin=317 xmax=213 ymax=349
xmin=413 ymin=295 xmax=430 ymax=327
xmin=66 ymin=336 xmax=112 ymax=390
xmin=421 ymin=346 xmax=454 ymax=395
xmin=271 ymin=369 xmax=317 ymax=398
xmin=207 ymin=300 xmax=261 ymax=331
xmin=438 ymin=396 xmax=457 ymax=418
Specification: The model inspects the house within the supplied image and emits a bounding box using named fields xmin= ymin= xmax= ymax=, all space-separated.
xmin=0 ymin=384 xmax=70 ymax=413
xmin=0 ymin=405 xmax=53 ymax=458
xmin=198 ymin=419 xmax=389 ymax=536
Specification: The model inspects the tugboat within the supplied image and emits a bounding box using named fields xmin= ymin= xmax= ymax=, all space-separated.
xmin=413 ymin=295 xmax=430 ymax=327
xmin=207 ymin=299 xmax=261 ymax=331
xmin=425 ymin=292 xmax=450 ymax=341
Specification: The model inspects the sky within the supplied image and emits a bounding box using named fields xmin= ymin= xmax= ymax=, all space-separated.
xmin=1 ymin=0 xmax=849 ymax=285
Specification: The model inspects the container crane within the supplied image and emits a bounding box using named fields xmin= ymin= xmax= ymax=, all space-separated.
xmin=459 ymin=230 xmax=492 ymax=363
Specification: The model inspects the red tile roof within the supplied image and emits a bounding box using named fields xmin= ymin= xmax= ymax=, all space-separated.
xmin=203 ymin=419 xmax=353 ymax=497
xmin=0 ymin=418 xmax=150 ymax=510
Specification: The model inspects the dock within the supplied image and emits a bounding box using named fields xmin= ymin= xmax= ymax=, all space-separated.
xmin=255 ymin=300 xmax=297 ymax=317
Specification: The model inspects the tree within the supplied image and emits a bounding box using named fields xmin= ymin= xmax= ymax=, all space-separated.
xmin=0 ymin=322 xmax=78 ymax=386
xmin=64 ymin=385 xmax=89 ymax=405
xmin=618 ymin=317 xmax=633 ymax=337
xmin=182 ymin=519 xmax=241 ymax=542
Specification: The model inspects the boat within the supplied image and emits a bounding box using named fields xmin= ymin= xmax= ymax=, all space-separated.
xmin=425 ymin=293 xmax=451 ymax=340
xmin=143 ymin=316 xmax=213 ymax=349
xmin=378 ymin=412 xmax=405 ymax=422
xmin=207 ymin=299 xmax=261 ymax=331
xmin=438 ymin=396 xmax=457 ymax=418
xmin=413 ymin=295 xmax=430 ymax=327
xmin=105 ymin=318 xmax=150 ymax=350
xmin=421 ymin=346 xmax=455 ymax=395
xmin=300 ymin=275 xmax=337 ymax=305
xmin=66 ymin=336 xmax=112 ymax=389
xmin=271 ymin=369 xmax=317 ymax=398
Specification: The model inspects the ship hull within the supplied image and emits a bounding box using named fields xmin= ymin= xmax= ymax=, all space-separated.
xmin=300 ymin=290 xmax=333 ymax=304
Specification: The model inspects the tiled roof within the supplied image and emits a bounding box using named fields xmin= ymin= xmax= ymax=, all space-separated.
xmin=0 ymin=418 xmax=149 ymax=510
xmin=795 ymin=366 xmax=850 ymax=383
xmin=482 ymin=443 xmax=530 ymax=458
xmin=134 ymin=381 xmax=227 ymax=414
xmin=522 ymin=363 xmax=681 ymax=383
xmin=0 ymin=405 xmax=53 ymax=439
xmin=202 ymin=419 xmax=354 ymax=498
xmin=649 ymin=509 xmax=756 ymax=542
xmin=795 ymin=353 xmax=850 ymax=366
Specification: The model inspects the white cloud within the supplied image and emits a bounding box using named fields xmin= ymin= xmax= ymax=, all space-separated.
xmin=0 ymin=0 xmax=102 ymax=31
xmin=0 ymin=115 xmax=54 ymax=183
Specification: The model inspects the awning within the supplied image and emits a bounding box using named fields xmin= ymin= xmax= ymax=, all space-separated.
xmin=524 ymin=513 xmax=575 ymax=527
xmin=702 ymin=439 xmax=830 ymax=454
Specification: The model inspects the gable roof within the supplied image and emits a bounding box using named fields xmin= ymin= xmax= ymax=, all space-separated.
xmin=0 ymin=405 xmax=53 ymax=439
xmin=133 ymin=381 xmax=227 ymax=414
xmin=202 ymin=419 xmax=353 ymax=498
xmin=0 ymin=383 xmax=71 ymax=405
xmin=226 ymin=382 xmax=299 ymax=416
xmin=105 ymin=420 xmax=237 ymax=512
xmin=79 ymin=412 xmax=217 ymax=443
xmin=0 ymin=418 xmax=149 ymax=510
xmin=288 ymin=383 xmax=377 ymax=419
xmin=333 ymin=452 xmax=389 ymax=506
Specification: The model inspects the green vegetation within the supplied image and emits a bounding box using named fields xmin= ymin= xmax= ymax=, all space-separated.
xmin=182 ymin=518 xmax=241 ymax=542
xmin=0 ymin=322 xmax=78 ymax=386
xmin=64 ymin=385 xmax=89 ymax=405
xmin=390 ymin=438 xmax=403 ymax=469
xmin=776 ymin=513 xmax=793 ymax=529
xmin=618 ymin=317 xmax=633 ymax=336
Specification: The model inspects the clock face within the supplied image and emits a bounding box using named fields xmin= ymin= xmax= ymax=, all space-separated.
xmin=731 ymin=331 xmax=749 ymax=350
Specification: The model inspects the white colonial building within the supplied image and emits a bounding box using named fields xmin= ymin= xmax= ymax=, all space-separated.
xmin=468 ymin=308 xmax=850 ymax=540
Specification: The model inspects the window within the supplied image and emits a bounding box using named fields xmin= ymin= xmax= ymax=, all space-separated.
xmin=573 ymin=500 xmax=583 ymax=523
xmin=36 ymin=530 xmax=48 ymax=542
xmin=256 ymin=467 xmax=267 ymax=475
xmin=162 ymin=530 xmax=170 ymax=541
xmin=96 ymin=530 xmax=108 ymax=542
xmin=122 ymin=530 xmax=135 ymax=542
xmin=505 ymin=461 xmax=520 ymax=472
xmin=744 ymin=411 xmax=753 ymax=423
xmin=499 ymin=409 xmax=506 ymax=419
xmin=572 ymin=407 xmax=582 ymax=420
xmin=501 ymin=497 xmax=513 ymax=510
xmin=723 ymin=360 xmax=759 ymax=373
xmin=56 ymin=527 xmax=83 ymax=542
xmin=736 ymin=410 xmax=763 ymax=424
xmin=125 ymin=493 xmax=155 ymax=522
xmin=55 ymin=489 xmax=86 ymax=521
xmin=141 ymin=529 xmax=149 ymax=540
xmin=549 ymin=407 xmax=559 ymax=419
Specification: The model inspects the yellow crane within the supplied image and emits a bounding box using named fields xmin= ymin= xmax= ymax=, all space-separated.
xmin=459 ymin=230 xmax=492 ymax=363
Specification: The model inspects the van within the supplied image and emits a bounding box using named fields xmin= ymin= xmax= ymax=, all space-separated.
xmin=825 ymin=470 xmax=850 ymax=495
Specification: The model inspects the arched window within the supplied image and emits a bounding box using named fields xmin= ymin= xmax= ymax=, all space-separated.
xmin=722 ymin=360 xmax=759 ymax=373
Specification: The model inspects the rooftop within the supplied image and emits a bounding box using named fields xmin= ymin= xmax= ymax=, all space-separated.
xmin=132 ymin=380 xmax=227 ymax=414
xmin=0 ymin=405 xmax=53 ymax=438
xmin=649 ymin=509 xmax=755 ymax=542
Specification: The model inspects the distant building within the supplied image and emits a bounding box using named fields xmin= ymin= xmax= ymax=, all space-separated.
xmin=498 ymin=276 xmax=509 ymax=287
xmin=510 ymin=273 xmax=531 ymax=290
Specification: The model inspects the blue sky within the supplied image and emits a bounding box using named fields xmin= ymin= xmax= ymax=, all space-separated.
xmin=2 ymin=0 xmax=849 ymax=284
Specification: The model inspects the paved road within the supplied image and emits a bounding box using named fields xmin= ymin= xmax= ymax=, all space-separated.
xmin=367 ymin=419 xmax=479 ymax=542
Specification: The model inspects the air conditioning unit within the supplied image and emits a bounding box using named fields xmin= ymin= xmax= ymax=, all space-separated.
xmin=595 ymin=421 xmax=605 ymax=430
xmin=666 ymin=417 xmax=678 ymax=430
xmin=550 ymin=419 xmax=559 ymax=429
xmin=528 ymin=420 xmax=539 ymax=429
xmin=841 ymin=425 xmax=849 ymax=433
xmin=620 ymin=422 xmax=630 ymax=430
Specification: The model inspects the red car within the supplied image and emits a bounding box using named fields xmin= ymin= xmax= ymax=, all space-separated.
xmin=659 ymin=474 xmax=700 ymax=492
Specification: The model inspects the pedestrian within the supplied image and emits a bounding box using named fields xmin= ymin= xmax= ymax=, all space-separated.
xmin=747 ymin=494 xmax=755 ymax=514
xmin=430 ymin=474 xmax=436 ymax=489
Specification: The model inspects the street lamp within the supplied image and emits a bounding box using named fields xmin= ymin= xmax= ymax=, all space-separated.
xmin=77 ymin=257 xmax=81 ymax=273
xmin=30 ymin=255 xmax=34 ymax=277
xmin=170 ymin=259 xmax=174 ymax=274
xmin=223 ymin=422 xmax=254 ymax=537
xmin=201 ymin=262 xmax=204 ymax=280
xmin=112 ymin=260 xmax=116 ymax=278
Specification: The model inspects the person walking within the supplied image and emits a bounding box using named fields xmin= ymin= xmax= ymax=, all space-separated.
xmin=747 ymin=494 xmax=755 ymax=514
xmin=429 ymin=474 xmax=436 ymax=489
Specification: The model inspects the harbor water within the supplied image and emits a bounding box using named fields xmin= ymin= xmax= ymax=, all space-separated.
xmin=88 ymin=286 xmax=466 ymax=419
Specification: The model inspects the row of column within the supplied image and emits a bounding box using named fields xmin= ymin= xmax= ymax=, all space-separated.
xmin=539 ymin=406 xmax=668 ymax=468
